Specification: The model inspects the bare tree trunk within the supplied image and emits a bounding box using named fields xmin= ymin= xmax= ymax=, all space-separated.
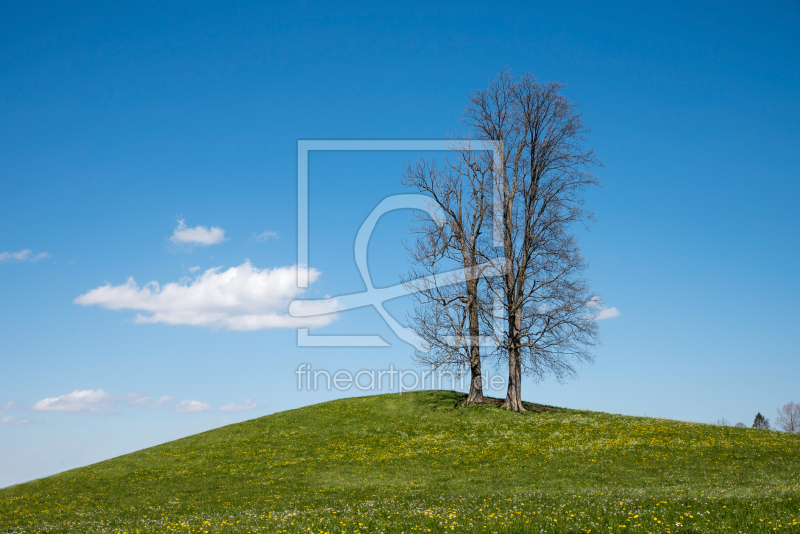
xmin=465 ymin=351 xmax=484 ymax=403
xmin=465 ymin=277 xmax=484 ymax=404
xmin=500 ymin=157 xmax=525 ymax=412
xmin=502 ymin=312 xmax=525 ymax=411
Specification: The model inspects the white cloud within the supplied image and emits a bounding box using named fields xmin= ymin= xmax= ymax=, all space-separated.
xmin=595 ymin=307 xmax=621 ymax=320
xmin=254 ymin=231 xmax=279 ymax=243
xmin=0 ymin=249 xmax=50 ymax=264
xmin=219 ymin=399 xmax=258 ymax=412
xmin=188 ymin=266 xmax=200 ymax=273
xmin=0 ymin=401 xmax=13 ymax=414
xmin=0 ymin=415 xmax=32 ymax=426
xmin=31 ymin=390 xmax=175 ymax=413
xmin=173 ymin=400 xmax=212 ymax=413
xmin=75 ymin=261 xmax=339 ymax=330
xmin=31 ymin=389 xmax=116 ymax=413
xmin=170 ymin=219 xmax=226 ymax=246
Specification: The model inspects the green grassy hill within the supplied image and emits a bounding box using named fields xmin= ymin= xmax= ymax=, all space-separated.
xmin=1 ymin=391 xmax=799 ymax=533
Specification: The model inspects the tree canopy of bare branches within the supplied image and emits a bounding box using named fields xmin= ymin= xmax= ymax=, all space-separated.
xmin=402 ymin=148 xmax=494 ymax=404
xmin=467 ymin=71 xmax=603 ymax=411
xmin=776 ymin=402 xmax=800 ymax=433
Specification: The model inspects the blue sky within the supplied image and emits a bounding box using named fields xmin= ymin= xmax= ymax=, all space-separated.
xmin=1 ymin=0 xmax=799 ymax=487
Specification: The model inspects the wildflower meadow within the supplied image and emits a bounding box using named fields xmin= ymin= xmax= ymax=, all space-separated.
xmin=1 ymin=391 xmax=798 ymax=533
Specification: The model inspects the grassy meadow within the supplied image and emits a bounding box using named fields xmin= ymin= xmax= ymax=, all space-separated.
xmin=1 ymin=390 xmax=799 ymax=533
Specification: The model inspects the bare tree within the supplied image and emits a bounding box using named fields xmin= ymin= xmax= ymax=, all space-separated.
xmin=734 ymin=422 xmax=746 ymax=428
xmin=776 ymin=402 xmax=800 ymax=433
xmin=716 ymin=418 xmax=731 ymax=426
xmin=403 ymin=149 xmax=494 ymax=404
xmin=466 ymin=71 xmax=602 ymax=411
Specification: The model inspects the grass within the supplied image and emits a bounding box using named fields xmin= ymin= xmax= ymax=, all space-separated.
xmin=1 ymin=390 xmax=799 ymax=533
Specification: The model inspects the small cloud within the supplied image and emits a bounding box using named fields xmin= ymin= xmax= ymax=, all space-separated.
xmin=0 ymin=401 xmax=13 ymax=414
xmin=31 ymin=389 xmax=115 ymax=413
xmin=121 ymin=394 xmax=174 ymax=408
xmin=587 ymin=296 xmax=621 ymax=321
xmin=188 ymin=266 xmax=200 ymax=273
xmin=595 ymin=307 xmax=621 ymax=320
xmin=0 ymin=415 xmax=32 ymax=426
xmin=219 ymin=399 xmax=258 ymax=412
xmin=0 ymin=249 xmax=50 ymax=264
xmin=254 ymin=231 xmax=279 ymax=243
xmin=173 ymin=399 xmax=212 ymax=413
xmin=151 ymin=395 xmax=174 ymax=407
xmin=170 ymin=219 xmax=226 ymax=247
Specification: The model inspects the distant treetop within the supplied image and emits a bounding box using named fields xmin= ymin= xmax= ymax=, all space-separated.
xmin=753 ymin=412 xmax=771 ymax=430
